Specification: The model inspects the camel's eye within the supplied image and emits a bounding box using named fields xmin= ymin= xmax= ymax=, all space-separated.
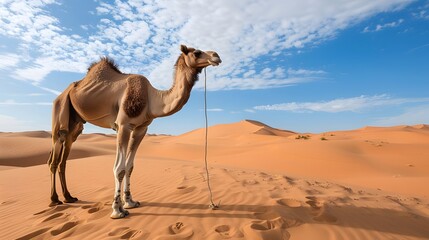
xmin=194 ymin=50 xmax=202 ymax=58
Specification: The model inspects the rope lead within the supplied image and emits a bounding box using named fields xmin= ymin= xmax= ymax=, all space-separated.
xmin=204 ymin=68 xmax=219 ymax=210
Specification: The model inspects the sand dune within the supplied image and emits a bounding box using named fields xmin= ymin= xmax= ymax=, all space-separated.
xmin=0 ymin=132 xmax=116 ymax=167
xmin=1 ymin=120 xmax=429 ymax=239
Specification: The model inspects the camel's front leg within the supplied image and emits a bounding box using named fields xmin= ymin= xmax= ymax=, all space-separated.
xmin=123 ymin=126 xmax=147 ymax=209
xmin=111 ymin=125 xmax=131 ymax=219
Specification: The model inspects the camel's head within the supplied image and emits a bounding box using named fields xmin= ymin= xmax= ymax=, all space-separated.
xmin=180 ymin=45 xmax=222 ymax=69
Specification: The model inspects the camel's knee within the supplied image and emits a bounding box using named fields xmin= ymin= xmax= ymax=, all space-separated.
xmin=48 ymin=149 xmax=60 ymax=173
xmin=115 ymin=169 xmax=126 ymax=182
xmin=58 ymin=129 xmax=68 ymax=143
xmin=49 ymin=163 xmax=58 ymax=174
xmin=48 ymin=140 xmax=66 ymax=172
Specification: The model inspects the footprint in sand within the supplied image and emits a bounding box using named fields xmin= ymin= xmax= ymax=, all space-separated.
xmin=269 ymin=186 xmax=289 ymax=198
xmin=87 ymin=209 xmax=111 ymax=221
xmin=242 ymin=179 xmax=259 ymax=186
xmin=277 ymin=198 xmax=302 ymax=208
xmin=81 ymin=202 xmax=104 ymax=214
xmin=120 ymin=230 xmax=145 ymax=239
xmin=34 ymin=205 xmax=70 ymax=216
xmin=153 ymin=222 xmax=194 ymax=240
xmin=305 ymin=196 xmax=337 ymax=223
xmin=255 ymin=209 xmax=302 ymax=229
xmin=305 ymin=189 xmax=322 ymax=195
xmin=41 ymin=212 xmax=67 ymax=223
xmin=50 ymin=220 xmax=79 ymax=236
xmin=214 ymin=225 xmax=244 ymax=239
xmin=108 ymin=227 xmax=130 ymax=236
xmin=215 ymin=225 xmax=232 ymax=238
xmin=0 ymin=200 xmax=17 ymax=205
xmin=16 ymin=227 xmax=52 ymax=240
xmin=283 ymin=176 xmax=296 ymax=186
xmin=242 ymin=217 xmax=290 ymax=240
xmin=108 ymin=227 xmax=147 ymax=239
xmin=79 ymin=202 xmax=111 ymax=221
xmin=176 ymin=186 xmax=196 ymax=194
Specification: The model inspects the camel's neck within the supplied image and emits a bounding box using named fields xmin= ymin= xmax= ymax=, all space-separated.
xmin=150 ymin=56 xmax=199 ymax=118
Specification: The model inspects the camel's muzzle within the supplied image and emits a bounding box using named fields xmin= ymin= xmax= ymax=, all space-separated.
xmin=209 ymin=57 xmax=222 ymax=66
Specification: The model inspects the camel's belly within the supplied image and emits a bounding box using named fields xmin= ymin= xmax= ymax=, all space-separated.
xmin=86 ymin=115 xmax=116 ymax=129
xmin=70 ymin=81 xmax=123 ymax=129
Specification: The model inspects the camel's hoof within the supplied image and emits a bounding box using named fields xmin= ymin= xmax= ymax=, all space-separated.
xmin=110 ymin=211 xmax=128 ymax=219
xmin=49 ymin=200 xmax=63 ymax=207
xmin=64 ymin=197 xmax=78 ymax=203
xmin=124 ymin=210 xmax=129 ymax=216
xmin=124 ymin=201 xmax=140 ymax=209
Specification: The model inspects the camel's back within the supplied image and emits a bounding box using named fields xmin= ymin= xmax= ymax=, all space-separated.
xmin=84 ymin=57 xmax=126 ymax=83
xmin=73 ymin=58 xmax=128 ymax=106
xmin=69 ymin=58 xmax=151 ymax=128
xmin=68 ymin=58 xmax=128 ymax=127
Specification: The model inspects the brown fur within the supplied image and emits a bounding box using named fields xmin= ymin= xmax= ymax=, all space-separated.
xmin=174 ymin=54 xmax=201 ymax=87
xmin=123 ymin=75 xmax=147 ymax=118
xmin=88 ymin=57 xmax=122 ymax=74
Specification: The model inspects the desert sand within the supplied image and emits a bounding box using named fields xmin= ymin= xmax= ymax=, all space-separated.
xmin=1 ymin=120 xmax=428 ymax=239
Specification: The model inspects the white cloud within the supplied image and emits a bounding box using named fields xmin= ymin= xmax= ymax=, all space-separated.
xmin=28 ymin=93 xmax=45 ymax=96
xmin=32 ymin=84 xmax=61 ymax=96
xmin=205 ymin=108 xmax=224 ymax=112
xmin=407 ymin=43 xmax=429 ymax=53
xmin=14 ymin=56 xmax=87 ymax=82
xmin=287 ymin=68 xmax=326 ymax=77
xmin=363 ymin=19 xmax=404 ymax=32
xmin=0 ymin=0 xmax=59 ymax=38
xmin=0 ymin=99 xmax=52 ymax=106
xmin=0 ymin=0 xmax=413 ymax=90
xmin=375 ymin=105 xmax=429 ymax=126
xmin=254 ymin=95 xmax=429 ymax=113
xmin=202 ymin=76 xmax=316 ymax=91
xmin=0 ymin=53 xmax=20 ymax=69
xmin=414 ymin=10 xmax=429 ymax=19
xmin=412 ymin=3 xmax=429 ymax=19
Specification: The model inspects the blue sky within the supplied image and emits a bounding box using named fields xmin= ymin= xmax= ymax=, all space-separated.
xmin=0 ymin=0 xmax=428 ymax=135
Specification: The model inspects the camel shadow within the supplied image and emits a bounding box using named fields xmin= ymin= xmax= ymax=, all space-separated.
xmin=135 ymin=201 xmax=429 ymax=238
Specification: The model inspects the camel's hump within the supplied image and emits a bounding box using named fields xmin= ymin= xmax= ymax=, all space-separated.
xmin=87 ymin=57 xmax=122 ymax=74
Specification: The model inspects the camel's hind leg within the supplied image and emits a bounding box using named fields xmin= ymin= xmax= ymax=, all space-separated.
xmin=48 ymin=84 xmax=82 ymax=206
xmin=58 ymin=121 xmax=83 ymax=203
xmin=48 ymin=133 xmax=66 ymax=206
xmin=58 ymin=141 xmax=77 ymax=203
xmin=58 ymin=114 xmax=83 ymax=203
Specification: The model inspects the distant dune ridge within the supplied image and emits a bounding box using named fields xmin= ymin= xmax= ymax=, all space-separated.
xmin=1 ymin=120 xmax=429 ymax=239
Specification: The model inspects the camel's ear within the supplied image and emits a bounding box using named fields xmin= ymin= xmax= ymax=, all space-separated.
xmin=180 ymin=45 xmax=189 ymax=54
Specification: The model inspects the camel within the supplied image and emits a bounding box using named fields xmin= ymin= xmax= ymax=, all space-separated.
xmin=47 ymin=45 xmax=221 ymax=219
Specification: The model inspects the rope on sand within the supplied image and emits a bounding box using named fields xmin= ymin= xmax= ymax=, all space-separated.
xmin=204 ymin=68 xmax=219 ymax=210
